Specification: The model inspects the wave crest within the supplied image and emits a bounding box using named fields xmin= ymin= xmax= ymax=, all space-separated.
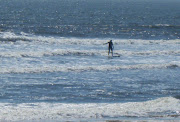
xmin=0 ymin=64 xmax=179 ymax=74
xmin=1 ymin=32 xmax=180 ymax=45
xmin=0 ymin=49 xmax=179 ymax=58
xmin=0 ymin=97 xmax=179 ymax=121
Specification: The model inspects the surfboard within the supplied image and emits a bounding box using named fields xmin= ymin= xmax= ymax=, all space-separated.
xmin=108 ymin=53 xmax=120 ymax=58
xmin=113 ymin=53 xmax=121 ymax=57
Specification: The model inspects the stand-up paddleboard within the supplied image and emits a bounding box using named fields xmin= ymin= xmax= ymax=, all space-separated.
xmin=113 ymin=53 xmax=121 ymax=57
xmin=110 ymin=53 xmax=121 ymax=57
xmin=108 ymin=53 xmax=121 ymax=58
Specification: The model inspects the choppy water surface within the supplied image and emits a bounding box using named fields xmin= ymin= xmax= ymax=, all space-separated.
xmin=0 ymin=0 xmax=180 ymax=121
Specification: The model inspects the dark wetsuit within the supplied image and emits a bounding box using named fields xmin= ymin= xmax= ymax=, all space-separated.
xmin=108 ymin=41 xmax=114 ymax=56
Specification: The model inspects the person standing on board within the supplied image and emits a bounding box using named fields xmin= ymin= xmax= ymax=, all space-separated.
xmin=104 ymin=40 xmax=114 ymax=56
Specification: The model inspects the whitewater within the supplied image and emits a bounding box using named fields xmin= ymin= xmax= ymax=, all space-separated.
xmin=0 ymin=32 xmax=180 ymax=121
xmin=0 ymin=0 xmax=180 ymax=121
xmin=0 ymin=97 xmax=179 ymax=121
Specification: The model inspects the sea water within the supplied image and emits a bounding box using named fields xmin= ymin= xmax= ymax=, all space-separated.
xmin=0 ymin=0 xmax=180 ymax=121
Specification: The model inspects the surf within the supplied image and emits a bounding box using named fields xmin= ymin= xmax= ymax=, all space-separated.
xmin=0 ymin=63 xmax=179 ymax=74
xmin=1 ymin=32 xmax=180 ymax=45
xmin=0 ymin=97 xmax=179 ymax=121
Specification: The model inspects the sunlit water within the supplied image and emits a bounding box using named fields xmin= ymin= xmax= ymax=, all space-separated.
xmin=0 ymin=0 xmax=180 ymax=121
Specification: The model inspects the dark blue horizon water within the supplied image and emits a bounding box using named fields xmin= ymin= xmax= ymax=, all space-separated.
xmin=0 ymin=0 xmax=180 ymax=39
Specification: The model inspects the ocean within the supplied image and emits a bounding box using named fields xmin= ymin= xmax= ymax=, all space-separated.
xmin=0 ymin=0 xmax=180 ymax=121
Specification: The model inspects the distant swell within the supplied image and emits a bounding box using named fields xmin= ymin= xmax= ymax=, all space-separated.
xmin=142 ymin=24 xmax=180 ymax=29
xmin=0 ymin=64 xmax=179 ymax=74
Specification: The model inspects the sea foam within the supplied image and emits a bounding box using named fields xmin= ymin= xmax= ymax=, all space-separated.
xmin=1 ymin=31 xmax=180 ymax=45
xmin=0 ymin=49 xmax=179 ymax=58
xmin=0 ymin=97 xmax=179 ymax=121
xmin=0 ymin=63 xmax=179 ymax=74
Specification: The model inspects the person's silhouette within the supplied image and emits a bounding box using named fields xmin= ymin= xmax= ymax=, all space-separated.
xmin=105 ymin=40 xmax=114 ymax=56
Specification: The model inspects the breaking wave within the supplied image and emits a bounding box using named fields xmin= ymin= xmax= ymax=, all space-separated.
xmin=0 ymin=49 xmax=104 ymax=58
xmin=0 ymin=49 xmax=179 ymax=58
xmin=0 ymin=31 xmax=180 ymax=45
xmin=0 ymin=97 xmax=179 ymax=121
xmin=0 ymin=63 xmax=179 ymax=74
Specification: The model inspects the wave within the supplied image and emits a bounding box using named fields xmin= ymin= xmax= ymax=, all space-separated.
xmin=0 ymin=49 xmax=105 ymax=58
xmin=0 ymin=49 xmax=179 ymax=58
xmin=0 ymin=63 xmax=179 ymax=74
xmin=115 ymin=50 xmax=180 ymax=56
xmin=0 ymin=97 xmax=179 ymax=121
xmin=0 ymin=31 xmax=180 ymax=45
xmin=141 ymin=24 xmax=180 ymax=29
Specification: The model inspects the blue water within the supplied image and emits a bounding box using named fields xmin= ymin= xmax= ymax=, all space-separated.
xmin=0 ymin=0 xmax=180 ymax=121
xmin=0 ymin=0 xmax=180 ymax=39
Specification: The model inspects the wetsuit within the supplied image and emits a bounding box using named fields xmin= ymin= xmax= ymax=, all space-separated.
xmin=108 ymin=41 xmax=113 ymax=56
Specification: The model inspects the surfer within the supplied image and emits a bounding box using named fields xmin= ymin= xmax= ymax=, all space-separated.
xmin=104 ymin=40 xmax=114 ymax=56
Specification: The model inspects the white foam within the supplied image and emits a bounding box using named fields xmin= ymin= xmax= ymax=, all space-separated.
xmin=115 ymin=50 xmax=180 ymax=56
xmin=0 ymin=63 xmax=179 ymax=74
xmin=0 ymin=49 xmax=179 ymax=58
xmin=0 ymin=49 xmax=106 ymax=58
xmin=0 ymin=97 xmax=179 ymax=121
xmin=1 ymin=31 xmax=180 ymax=45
